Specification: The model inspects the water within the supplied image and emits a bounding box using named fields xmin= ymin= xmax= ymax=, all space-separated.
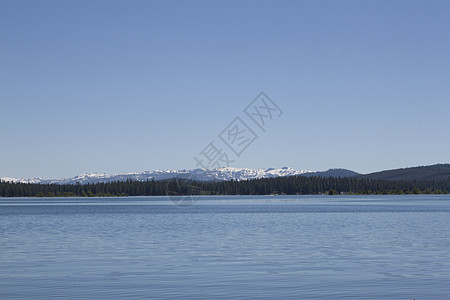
xmin=1 ymin=195 xmax=450 ymax=299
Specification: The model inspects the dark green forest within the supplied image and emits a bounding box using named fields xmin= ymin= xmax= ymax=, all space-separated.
xmin=360 ymin=163 xmax=450 ymax=181
xmin=1 ymin=176 xmax=449 ymax=197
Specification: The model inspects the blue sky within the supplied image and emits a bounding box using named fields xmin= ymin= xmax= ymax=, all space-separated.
xmin=1 ymin=0 xmax=450 ymax=178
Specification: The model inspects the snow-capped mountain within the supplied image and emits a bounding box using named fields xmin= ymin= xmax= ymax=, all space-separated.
xmin=1 ymin=167 xmax=313 ymax=184
xmin=0 ymin=177 xmax=45 ymax=184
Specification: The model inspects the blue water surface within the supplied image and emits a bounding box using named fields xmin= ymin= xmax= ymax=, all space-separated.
xmin=1 ymin=195 xmax=450 ymax=299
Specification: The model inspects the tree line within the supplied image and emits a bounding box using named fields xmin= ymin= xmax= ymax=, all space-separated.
xmin=1 ymin=176 xmax=450 ymax=197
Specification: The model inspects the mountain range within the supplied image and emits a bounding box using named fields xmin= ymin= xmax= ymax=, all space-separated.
xmin=1 ymin=167 xmax=312 ymax=184
xmin=2 ymin=164 xmax=450 ymax=184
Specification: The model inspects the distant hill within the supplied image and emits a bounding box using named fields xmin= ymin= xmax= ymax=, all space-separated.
xmin=303 ymin=168 xmax=360 ymax=178
xmin=1 ymin=167 xmax=313 ymax=184
xmin=362 ymin=164 xmax=450 ymax=181
xmin=3 ymin=164 xmax=450 ymax=185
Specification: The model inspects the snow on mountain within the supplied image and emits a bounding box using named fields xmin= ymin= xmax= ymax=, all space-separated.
xmin=1 ymin=167 xmax=314 ymax=184
xmin=0 ymin=177 xmax=45 ymax=184
xmin=194 ymin=167 xmax=311 ymax=181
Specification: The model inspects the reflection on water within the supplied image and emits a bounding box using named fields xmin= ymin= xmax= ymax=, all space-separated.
xmin=1 ymin=195 xmax=450 ymax=299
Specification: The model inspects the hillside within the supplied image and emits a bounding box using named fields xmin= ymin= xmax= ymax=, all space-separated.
xmin=362 ymin=164 xmax=450 ymax=181
xmin=2 ymin=174 xmax=450 ymax=197
xmin=303 ymin=168 xmax=360 ymax=178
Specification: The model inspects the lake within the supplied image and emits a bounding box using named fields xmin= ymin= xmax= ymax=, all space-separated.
xmin=1 ymin=195 xmax=450 ymax=299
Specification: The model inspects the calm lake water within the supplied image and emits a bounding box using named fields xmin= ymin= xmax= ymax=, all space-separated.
xmin=1 ymin=195 xmax=450 ymax=299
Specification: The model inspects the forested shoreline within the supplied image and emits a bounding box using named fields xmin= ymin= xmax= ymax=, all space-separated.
xmin=1 ymin=176 xmax=450 ymax=197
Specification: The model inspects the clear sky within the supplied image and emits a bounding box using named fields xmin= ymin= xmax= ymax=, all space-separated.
xmin=1 ymin=0 xmax=450 ymax=179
